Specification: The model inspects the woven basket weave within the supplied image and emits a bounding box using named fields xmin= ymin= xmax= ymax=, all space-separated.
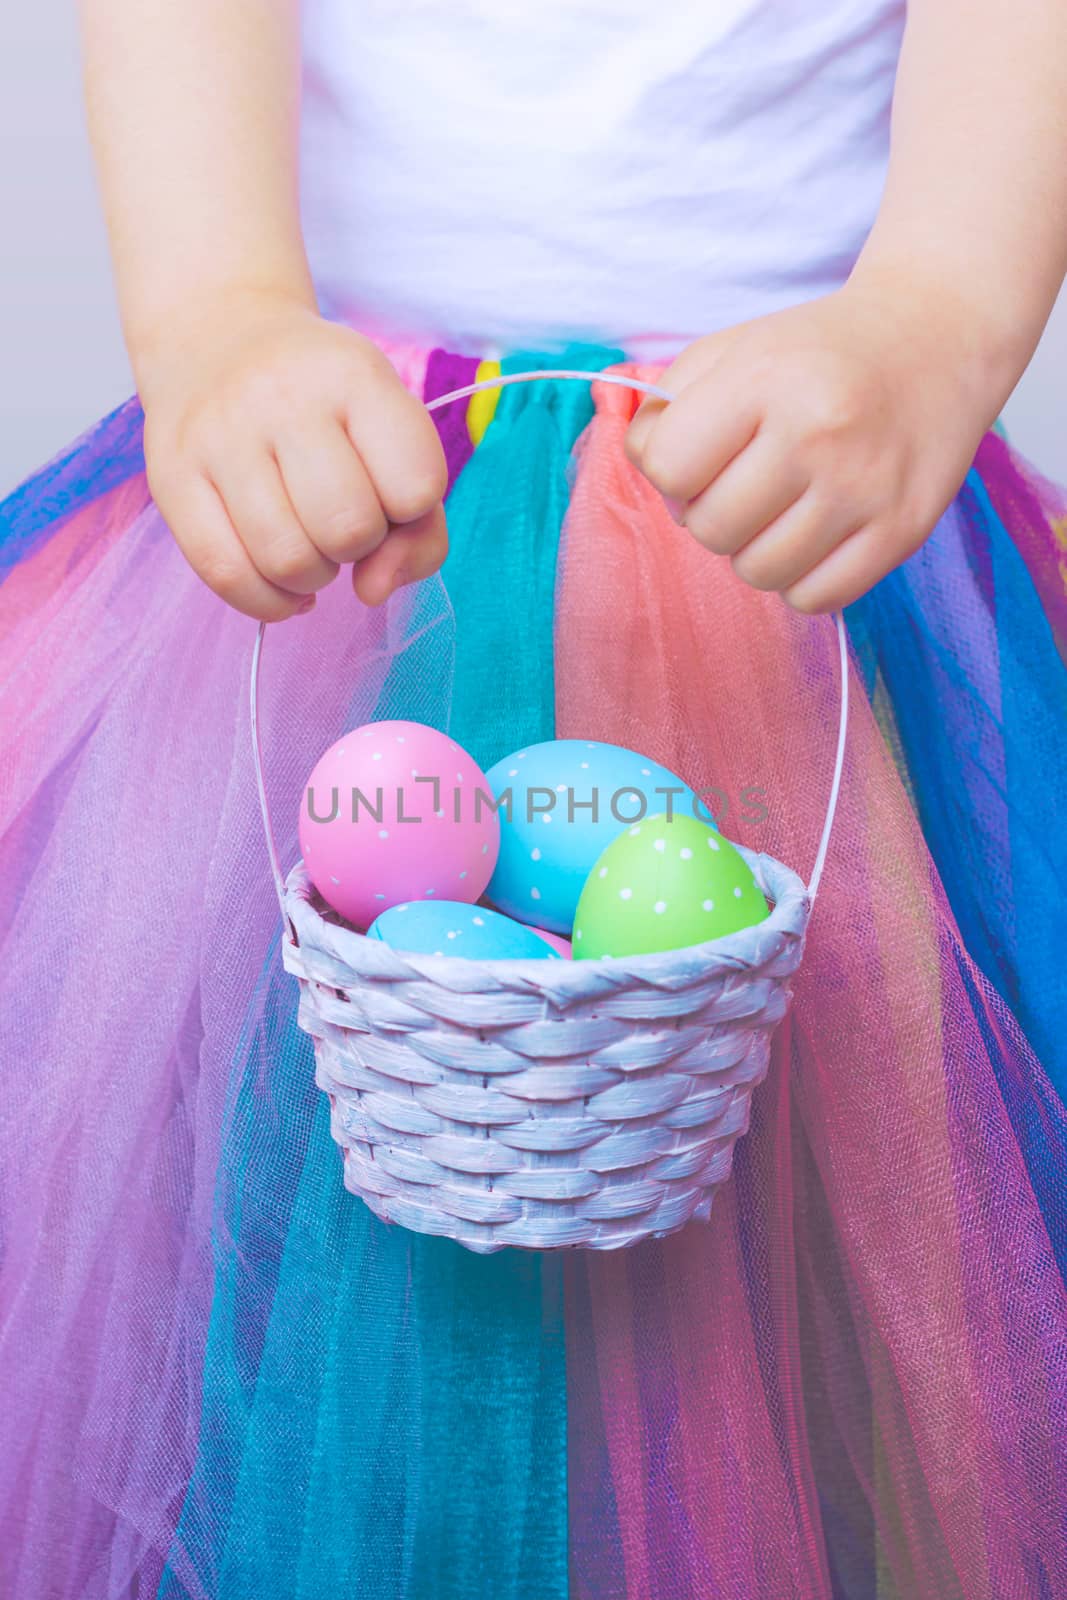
xmin=251 ymin=369 xmax=848 ymax=1253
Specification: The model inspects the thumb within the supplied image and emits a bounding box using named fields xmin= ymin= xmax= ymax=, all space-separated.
xmin=353 ymin=504 xmax=449 ymax=607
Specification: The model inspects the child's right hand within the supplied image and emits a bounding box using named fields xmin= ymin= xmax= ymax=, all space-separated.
xmin=138 ymin=290 xmax=449 ymax=621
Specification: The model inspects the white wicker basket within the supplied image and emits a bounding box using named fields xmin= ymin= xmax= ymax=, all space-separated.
xmin=251 ymin=370 xmax=848 ymax=1253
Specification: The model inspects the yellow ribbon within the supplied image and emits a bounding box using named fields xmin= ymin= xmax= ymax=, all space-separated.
xmin=467 ymin=358 xmax=502 ymax=447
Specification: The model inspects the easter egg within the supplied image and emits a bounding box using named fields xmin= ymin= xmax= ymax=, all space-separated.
xmin=298 ymin=720 xmax=499 ymax=928
xmin=572 ymin=812 xmax=769 ymax=959
xmin=485 ymin=740 xmax=714 ymax=934
xmin=532 ymin=929 xmax=573 ymax=959
xmin=367 ymin=901 xmax=563 ymax=959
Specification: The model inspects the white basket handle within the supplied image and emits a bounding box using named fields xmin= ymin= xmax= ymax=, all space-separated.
xmin=250 ymin=368 xmax=849 ymax=922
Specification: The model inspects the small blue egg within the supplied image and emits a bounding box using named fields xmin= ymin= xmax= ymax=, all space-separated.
xmin=367 ymin=900 xmax=562 ymax=959
xmin=485 ymin=740 xmax=715 ymax=933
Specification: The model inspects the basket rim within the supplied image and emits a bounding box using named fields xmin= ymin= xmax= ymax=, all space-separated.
xmin=283 ymin=841 xmax=809 ymax=995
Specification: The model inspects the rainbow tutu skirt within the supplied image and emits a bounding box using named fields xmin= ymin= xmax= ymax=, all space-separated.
xmin=2 ymin=340 xmax=1067 ymax=1599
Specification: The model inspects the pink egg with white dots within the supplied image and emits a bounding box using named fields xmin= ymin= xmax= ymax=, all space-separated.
xmin=298 ymin=721 xmax=500 ymax=928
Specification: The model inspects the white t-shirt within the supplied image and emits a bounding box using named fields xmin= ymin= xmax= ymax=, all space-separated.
xmin=300 ymin=0 xmax=906 ymax=358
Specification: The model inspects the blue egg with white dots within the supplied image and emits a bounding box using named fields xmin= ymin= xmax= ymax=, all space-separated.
xmin=366 ymin=900 xmax=563 ymax=959
xmin=484 ymin=740 xmax=715 ymax=934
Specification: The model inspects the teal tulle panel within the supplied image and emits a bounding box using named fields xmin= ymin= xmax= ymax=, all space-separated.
xmin=441 ymin=347 xmax=621 ymax=768
xmin=397 ymin=349 xmax=621 ymax=1595
xmin=158 ymin=353 xmax=614 ymax=1598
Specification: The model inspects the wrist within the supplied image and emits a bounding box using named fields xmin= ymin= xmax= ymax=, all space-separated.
xmin=127 ymin=272 xmax=318 ymax=397
xmin=845 ymin=251 xmax=1036 ymax=426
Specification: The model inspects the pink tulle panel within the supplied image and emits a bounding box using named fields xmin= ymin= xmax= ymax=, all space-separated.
xmin=558 ymin=369 xmax=1067 ymax=1599
xmin=0 ymin=349 xmax=449 ymax=1598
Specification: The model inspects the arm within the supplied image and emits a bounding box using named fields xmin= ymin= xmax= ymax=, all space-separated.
xmin=81 ymin=0 xmax=447 ymax=620
xmin=626 ymin=0 xmax=1067 ymax=611
xmin=855 ymin=0 xmax=1067 ymax=407
xmin=82 ymin=0 xmax=312 ymax=350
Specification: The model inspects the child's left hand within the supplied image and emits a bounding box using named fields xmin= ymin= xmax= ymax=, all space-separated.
xmin=625 ymin=282 xmax=997 ymax=612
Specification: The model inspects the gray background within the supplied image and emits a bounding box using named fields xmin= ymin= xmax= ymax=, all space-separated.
xmin=2 ymin=4 xmax=1064 ymax=496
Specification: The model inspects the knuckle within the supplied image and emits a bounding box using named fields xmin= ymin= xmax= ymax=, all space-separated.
xmin=807 ymin=381 xmax=862 ymax=441
xmin=342 ymin=335 xmax=388 ymax=377
xmin=730 ymin=546 xmax=778 ymax=590
xmin=197 ymin=549 xmax=246 ymax=601
xmin=257 ymin=592 xmax=306 ymax=623
xmin=258 ymin=541 xmax=320 ymax=589
xmin=684 ymin=508 xmax=736 ymax=557
xmin=783 ymin=580 xmax=833 ymax=615
xmin=388 ymin=466 xmax=446 ymax=524
xmin=319 ymin=504 xmax=387 ymax=557
xmin=340 ymin=345 xmax=396 ymax=407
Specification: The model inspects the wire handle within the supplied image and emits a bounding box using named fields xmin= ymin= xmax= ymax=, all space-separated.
xmin=250 ymin=368 xmax=849 ymax=922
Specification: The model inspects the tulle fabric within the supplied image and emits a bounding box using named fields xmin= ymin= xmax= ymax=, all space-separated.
xmin=0 ymin=342 xmax=588 ymax=1599
xmin=976 ymin=431 xmax=1067 ymax=659
xmin=0 ymin=344 xmax=508 ymax=1596
xmin=0 ymin=394 xmax=146 ymax=576
xmin=556 ymin=370 xmax=1067 ymax=1598
xmin=2 ymin=340 xmax=1067 ymax=1599
xmin=0 ymin=498 xmax=457 ymax=1597
xmin=846 ymin=453 xmax=1067 ymax=1103
xmin=440 ymin=345 xmax=620 ymax=768
xmin=156 ymin=349 xmax=589 ymax=1600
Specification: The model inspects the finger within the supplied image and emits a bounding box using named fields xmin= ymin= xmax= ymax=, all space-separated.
xmin=275 ymin=420 xmax=389 ymax=564
xmin=212 ymin=448 xmax=339 ymax=596
xmin=781 ymin=521 xmax=911 ymax=613
xmin=729 ymin=490 xmax=862 ymax=592
xmin=353 ymin=504 xmax=449 ymax=607
xmin=625 ymin=328 xmax=746 ymax=459
xmin=627 ymin=375 xmax=763 ymax=504
xmin=624 ymin=398 xmax=665 ymax=462
xmin=682 ymin=434 xmax=810 ymax=556
xmin=155 ymin=470 xmax=315 ymax=622
xmin=344 ymin=371 xmax=448 ymax=526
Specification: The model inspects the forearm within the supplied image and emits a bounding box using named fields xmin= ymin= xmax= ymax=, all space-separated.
xmin=80 ymin=0 xmax=313 ymax=380
xmin=852 ymin=0 xmax=1067 ymax=414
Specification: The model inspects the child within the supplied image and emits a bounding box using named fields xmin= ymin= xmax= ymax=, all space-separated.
xmin=2 ymin=1 xmax=1066 ymax=1595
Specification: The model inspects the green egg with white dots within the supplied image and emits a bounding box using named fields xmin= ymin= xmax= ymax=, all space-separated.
xmin=572 ymin=812 xmax=769 ymax=959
